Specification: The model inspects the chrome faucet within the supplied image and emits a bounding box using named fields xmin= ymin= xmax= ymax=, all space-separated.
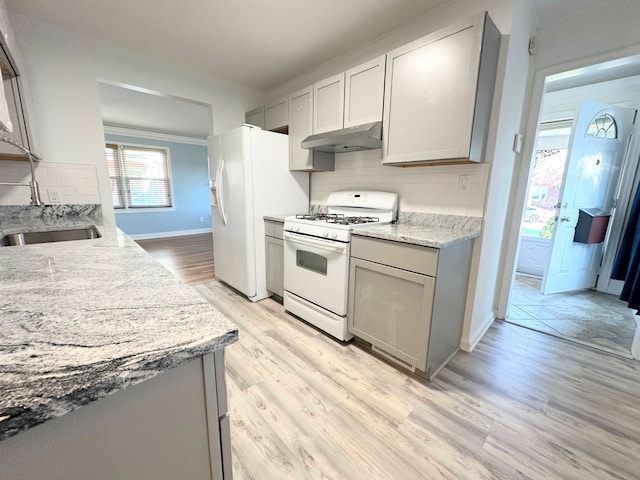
xmin=0 ymin=135 xmax=43 ymax=206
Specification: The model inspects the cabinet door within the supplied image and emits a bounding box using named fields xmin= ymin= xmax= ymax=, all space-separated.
xmin=245 ymin=106 xmax=265 ymax=129
xmin=288 ymin=86 xmax=314 ymax=170
xmin=344 ymin=56 xmax=385 ymax=127
xmin=348 ymin=258 xmax=434 ymax=370
xmin=0 ymin=76 xmax=37 ymax=160
xmin=265 ymin=97 xmax=288 ymax=131
xmin=382 ymin=14 xmax=486 ymax=165
xmin=313 ymin=73 xmax=344 ymax=134
xmin=265 ymin=235 xmax=284 ymax=297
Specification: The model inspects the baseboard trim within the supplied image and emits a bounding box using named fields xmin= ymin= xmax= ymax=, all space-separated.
xmin=128 ymin=228 xmax=212 ymax=240
xmin=460 ymin=313 xmax=495 ymax=353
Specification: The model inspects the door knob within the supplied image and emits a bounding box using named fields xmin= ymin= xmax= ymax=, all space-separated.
xmin=560 ymin=216 xmax=571 ymax=222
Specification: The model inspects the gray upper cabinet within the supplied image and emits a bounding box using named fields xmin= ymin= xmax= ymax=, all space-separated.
xmin=265 ymin=96 xmax=288 ymax=131
xmin=288 ymin=86 xmax=313 ymax=170
xmin=245 ymin=106 xmax=265 ymax=129
xmin=313 ymin=73 xmax=345 ymax=134
xmin=382 ymin=11 xmax=500 ymax=166
xmin=344 ymin=55 xmax=385 ymax=128
xmin=288 ymin=86 xmax=333 ymax=171
xmin=0 ymin=17 xmax=38 ymax=161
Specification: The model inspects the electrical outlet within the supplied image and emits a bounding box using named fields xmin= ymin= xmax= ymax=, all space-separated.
xmin=47 ymin=189 xmax=61 ymax=203
xmin=199 ymin=216 xmax=204 ymax=222
xmin=458 ymin=175 xmax=471 ymax=192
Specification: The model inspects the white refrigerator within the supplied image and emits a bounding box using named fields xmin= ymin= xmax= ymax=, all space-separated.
xmin=210 ymin=125 xmax=308 ymax=301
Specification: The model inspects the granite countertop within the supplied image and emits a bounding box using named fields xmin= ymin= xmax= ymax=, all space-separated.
xmin=351 ymin=212 xmax=482 ymax=248
xmin=0 ymin=205 xmax=238 ymax=442
xmin=352 ymin=223 xmax=480 ymax=248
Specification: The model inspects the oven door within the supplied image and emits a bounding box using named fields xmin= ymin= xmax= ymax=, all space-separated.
xmin=284 ymin=231 xmax=349 ymax=316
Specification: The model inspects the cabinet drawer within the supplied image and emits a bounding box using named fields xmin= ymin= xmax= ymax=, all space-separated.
xmin=264 ymin=220 xmax=284 ymax=239
xmin=350 ymin=235 xmax=437 ymax=276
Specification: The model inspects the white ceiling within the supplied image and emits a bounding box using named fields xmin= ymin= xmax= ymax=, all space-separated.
xmin=98 ymin=82 xmax=210 ymax=138
xmin=6 ymin=0 xmax=449 ymax=91
xmin=528 ymin=0 xmax=619 ymax=26
xmin=6 ymin=0 xmax=621 ymax=137
xmin=6 ymin=0 xmax=618 ymax=92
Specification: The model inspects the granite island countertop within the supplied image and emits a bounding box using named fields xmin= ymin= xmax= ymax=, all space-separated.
xmin=0 ymin=205 xmax=238 ymax=442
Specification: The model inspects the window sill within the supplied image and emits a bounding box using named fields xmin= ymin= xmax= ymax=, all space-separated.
xmin=115 ymin=207 xmax=176 ymax=214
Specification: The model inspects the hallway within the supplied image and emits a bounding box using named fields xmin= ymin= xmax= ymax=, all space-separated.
xmin=507 ymin=273 xmax=637 ymax=357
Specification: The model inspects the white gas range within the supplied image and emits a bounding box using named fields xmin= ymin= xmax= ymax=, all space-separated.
xmin=283 ymin=190 xmax=398 ymax=341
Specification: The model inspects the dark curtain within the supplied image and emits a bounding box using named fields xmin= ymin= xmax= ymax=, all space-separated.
xmin=612 ymin=183 xmax=640 ymax=312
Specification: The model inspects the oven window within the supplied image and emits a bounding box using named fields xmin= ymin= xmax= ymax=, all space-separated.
xmin=296 ymin=250 xmax=328 ymax=275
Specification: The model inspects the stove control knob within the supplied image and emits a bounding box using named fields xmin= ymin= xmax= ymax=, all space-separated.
xmin=331 ymin=232 xmax=338 ymax=239
xmin=323 ymin=231 xmax=329 ymax=237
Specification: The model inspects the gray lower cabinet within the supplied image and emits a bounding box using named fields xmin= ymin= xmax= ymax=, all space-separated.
xmin=265 ymin=220 xmax=284 ymax=297
xmin=348 ymin=235 xmax=473 ymax=379
xmin=0 ymin=350 xmax=232 ymax=479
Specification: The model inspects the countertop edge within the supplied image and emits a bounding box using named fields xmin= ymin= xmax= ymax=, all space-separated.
xmin=0 ymin=329 xmax=238 ymax=442
xmin=351 ymin=227 xmax=480 ymax=248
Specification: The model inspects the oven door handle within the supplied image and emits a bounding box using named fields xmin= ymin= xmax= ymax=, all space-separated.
xmin=284 ymin=231 xmax=348 ymax=253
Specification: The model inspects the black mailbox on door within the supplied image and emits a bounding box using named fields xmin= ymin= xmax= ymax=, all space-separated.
xmin=573 ymin=208 xmax=610 ymax=244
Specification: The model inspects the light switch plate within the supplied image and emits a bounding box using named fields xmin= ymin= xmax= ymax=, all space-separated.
xmin=458 ymin=175 xmax=471 ymax=192
xmin=513 ymin=133 xmax=523 ymax=153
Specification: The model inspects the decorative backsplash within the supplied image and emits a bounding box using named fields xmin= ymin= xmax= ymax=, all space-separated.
xmin=310 ymin=149 xmax=489 ymax=217
xmin=0 ymin=161 xmax=100 ymax=206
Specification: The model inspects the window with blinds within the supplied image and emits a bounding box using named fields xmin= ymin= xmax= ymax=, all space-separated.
xmin=105 ymin=143 xmax=172 ymax=209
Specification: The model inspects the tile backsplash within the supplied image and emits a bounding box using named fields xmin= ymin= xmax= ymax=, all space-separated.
xmin=0 ymin=161 xmax=100 ymax=206
xmin=311 ymin=149 xmax=490 ymax=217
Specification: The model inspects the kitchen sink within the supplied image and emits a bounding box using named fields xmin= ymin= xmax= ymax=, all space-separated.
xmin=0 ymin=227 xmax=101 ymax=246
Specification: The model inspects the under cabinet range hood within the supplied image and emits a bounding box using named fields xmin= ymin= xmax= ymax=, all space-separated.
xmin=301 ymin=121 xmax=382 ymax=153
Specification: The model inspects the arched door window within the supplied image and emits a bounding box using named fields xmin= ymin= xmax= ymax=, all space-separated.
xmin=586 ymin=113 xmax=617 ymax=139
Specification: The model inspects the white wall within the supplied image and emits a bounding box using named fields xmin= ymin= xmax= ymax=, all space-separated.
xmin=461 ymin=0 xmax=536 ymax=350
xmin=8 ymin=13 xmax=265 ymax=222
xmin=271 ymin=0 xmax=515 ymax=217
xmin=268 ymin=0 xmax=534 ymax=350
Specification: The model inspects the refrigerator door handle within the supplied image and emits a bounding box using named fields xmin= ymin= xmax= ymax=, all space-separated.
xmin=216 ymin=159 xmax=228 ymax=225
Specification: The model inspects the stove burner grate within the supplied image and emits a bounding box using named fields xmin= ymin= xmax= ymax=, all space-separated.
xmin=327 ymin=215 xmax=380 ymax=225
xmin=294 ymin=213 xmax=381 ymax=225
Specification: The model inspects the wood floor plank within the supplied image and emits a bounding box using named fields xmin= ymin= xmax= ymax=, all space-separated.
xmin=139 ymin=239 xmax=640 ymax=480
xmin=136 ymin=233 xmax=214 ymax=285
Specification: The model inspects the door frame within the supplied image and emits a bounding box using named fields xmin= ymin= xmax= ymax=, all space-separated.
xmin=496 ymin=45 xmax=640 ymax=320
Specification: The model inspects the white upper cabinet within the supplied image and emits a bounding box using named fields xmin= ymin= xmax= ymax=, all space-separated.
xmin=265 ymin=96 xmax=288 ymax=131
xmin=344 ymin=56 xmax=386 ymax=128
xmin=245 ymin=106 xmax=265 ymax=129
xmin=313 ymin=73 xmax=345 ymax=134
xmin=382 ymin=12 xmax=500 ymax=166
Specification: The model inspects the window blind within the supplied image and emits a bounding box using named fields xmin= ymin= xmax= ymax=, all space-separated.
xmin=105 ymin=143 xmax=124 ymax=208
xmin=105 ymin=143 xmax=172 ymax=209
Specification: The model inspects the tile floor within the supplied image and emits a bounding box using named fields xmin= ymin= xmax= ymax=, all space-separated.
xmin=507 ymin=273 xmax=638 ymax=357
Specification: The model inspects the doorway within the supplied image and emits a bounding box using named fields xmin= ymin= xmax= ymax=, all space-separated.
xmin=502 ymin=55 xmax=640 ymax=358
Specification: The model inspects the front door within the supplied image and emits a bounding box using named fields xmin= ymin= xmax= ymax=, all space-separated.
xmin=542 ymin=101 xmax=636 ymax=294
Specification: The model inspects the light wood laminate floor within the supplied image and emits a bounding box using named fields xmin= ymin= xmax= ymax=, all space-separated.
xmin=194 ymin=280 xmax=640 ymax=480
xmin=136 ymin=233 xmax=215 ymax=285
